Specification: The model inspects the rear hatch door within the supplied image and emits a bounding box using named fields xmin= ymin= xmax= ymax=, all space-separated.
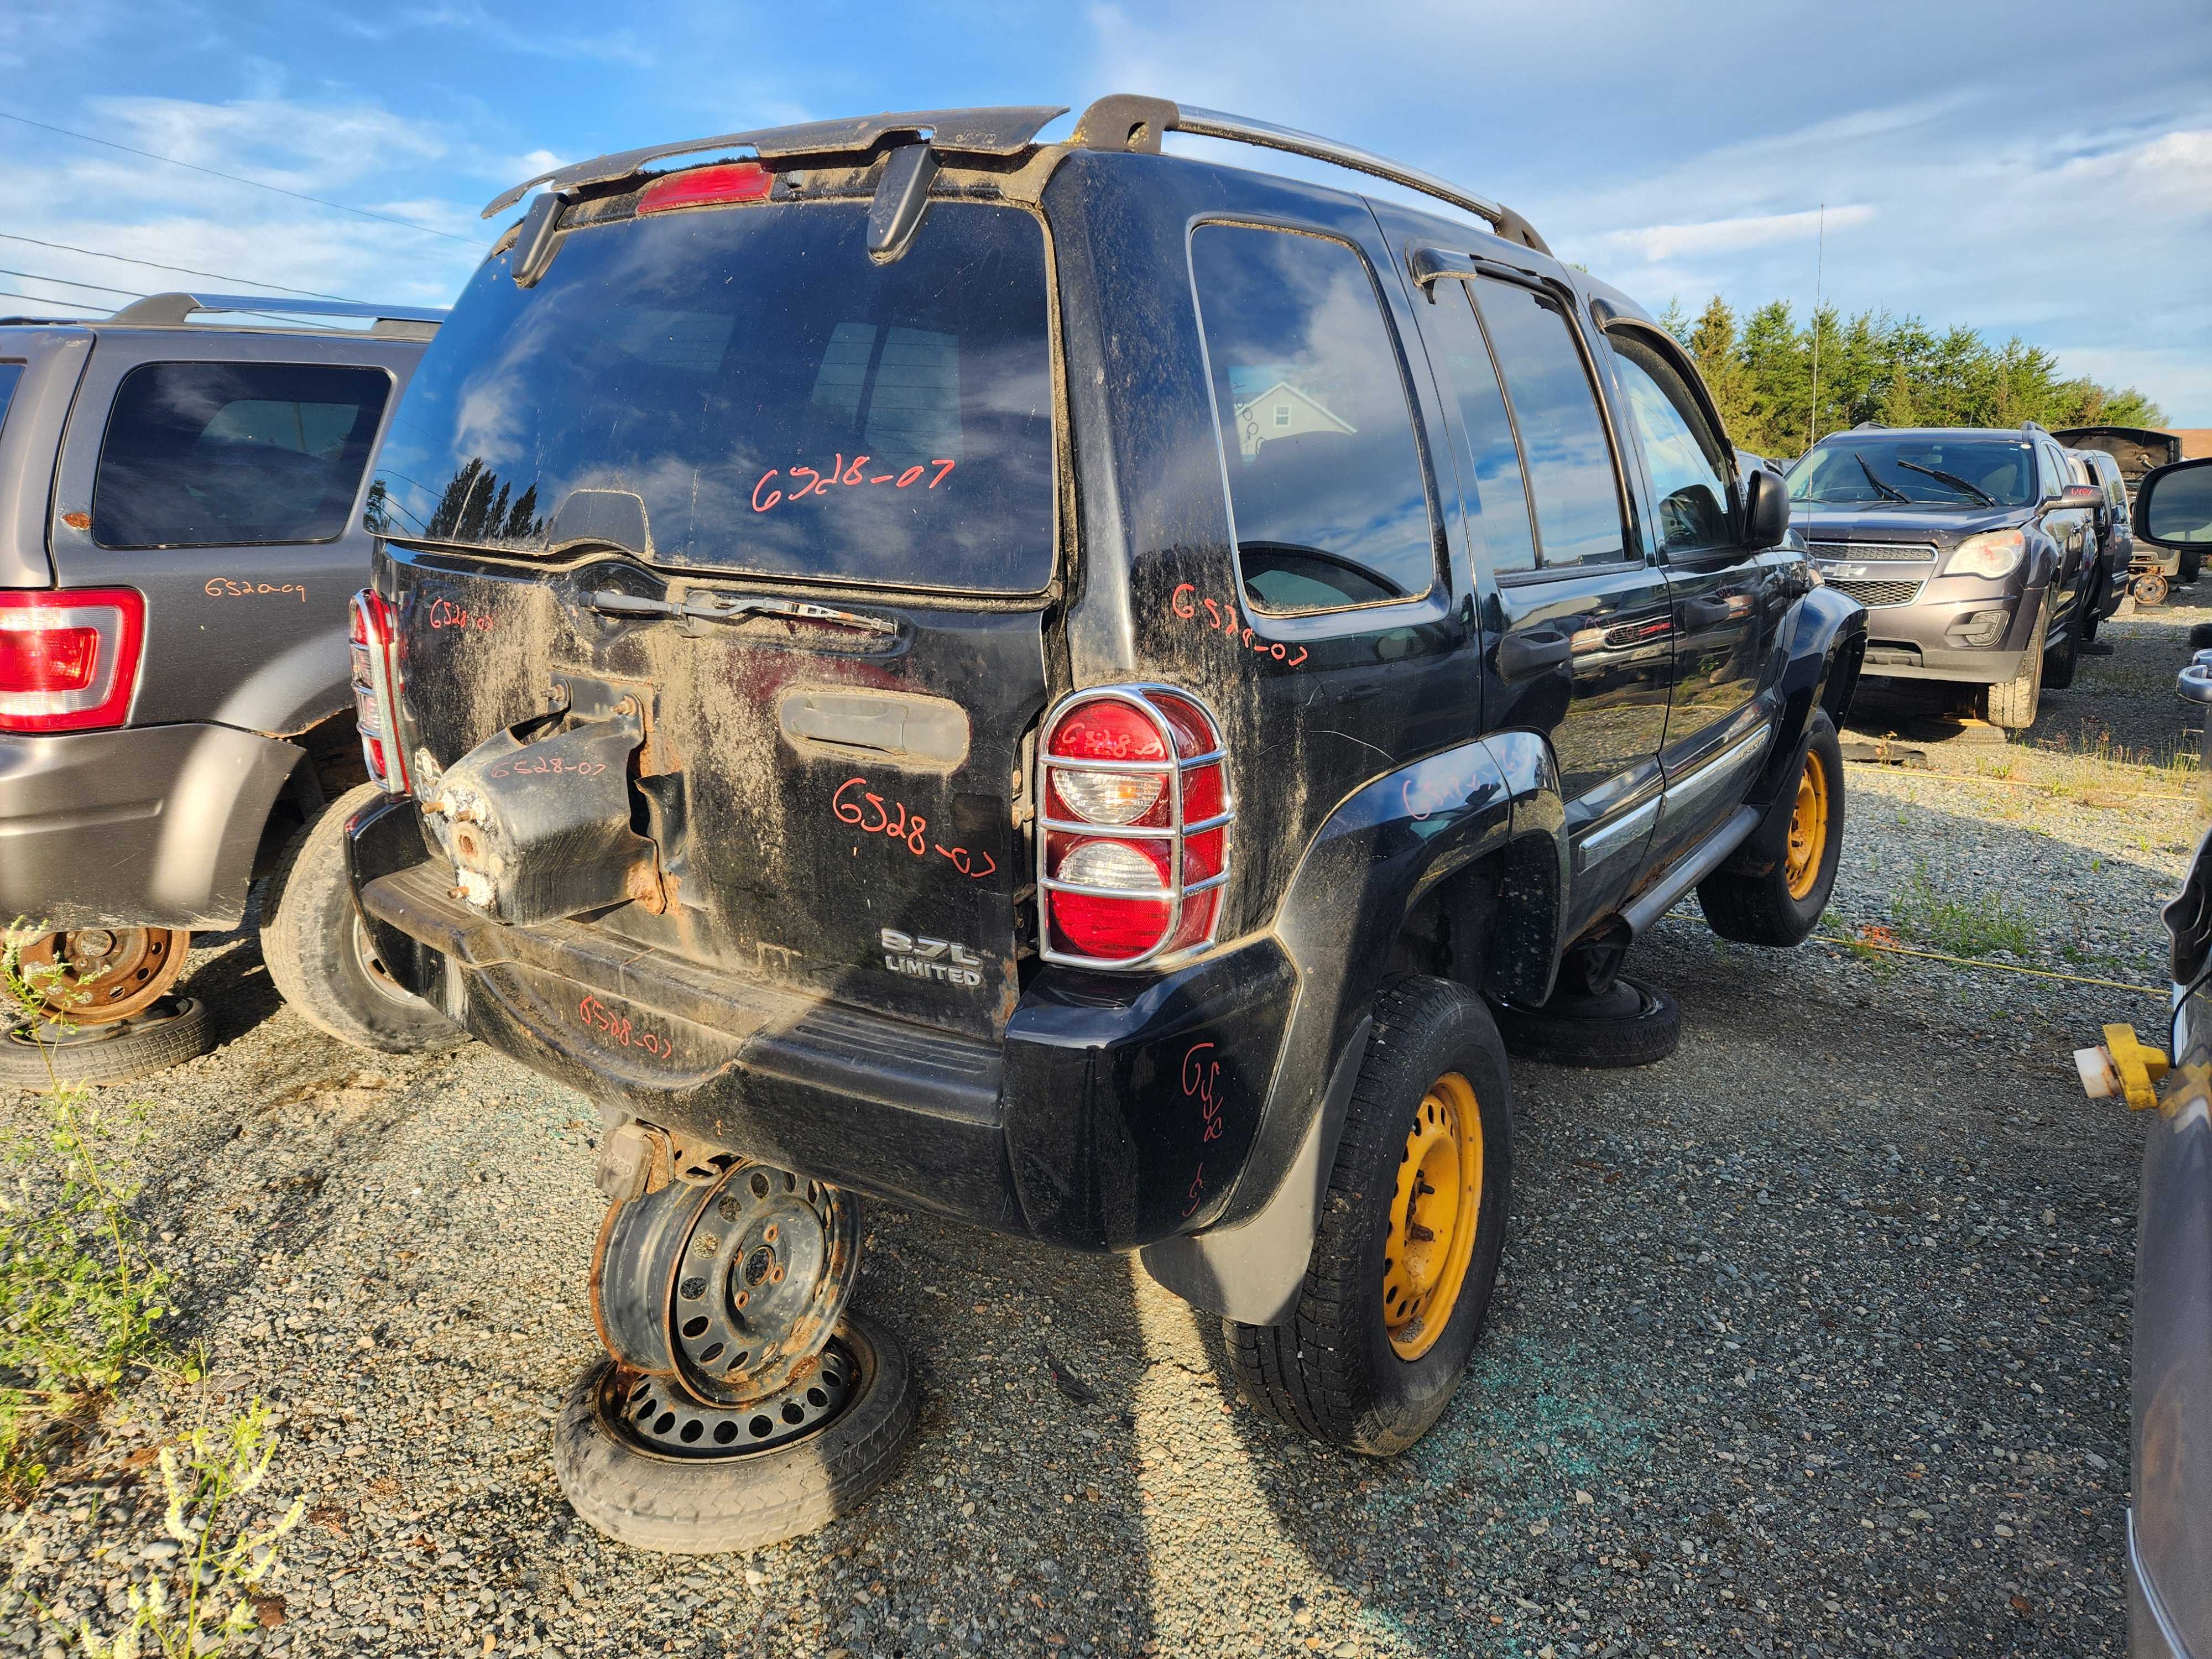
xmin=372 ymin=184 xmax=1060 ymax=1040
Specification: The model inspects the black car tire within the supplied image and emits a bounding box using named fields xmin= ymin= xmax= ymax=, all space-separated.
xmin=2182 ymin=546 xmax=2202 ymax=587
xmin=1699 ymin=712 xmax=1846 ymax=948
xmin=1492 ymin=978 xmax=1682 ymax=1068
xmin=1225 ymin=975 xmax=1512 ymax=1456
xmin=1979 ymin=596 xmax=2047 ymax=731
xmin=259 ymin=785 xmax=464 ymax=1055
xmin=552 ymin=1312 xmax=915 ymax=1554
xmin=1 ymin=997 xmax=216 ymax=1088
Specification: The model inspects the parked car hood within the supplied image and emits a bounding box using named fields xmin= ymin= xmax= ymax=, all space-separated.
xmin=1793 ymin=505 xmax=2025 ymax=548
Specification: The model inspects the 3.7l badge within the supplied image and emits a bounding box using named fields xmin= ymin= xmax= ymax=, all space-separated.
xmin=880 ymin=928 xmax=985 ymax=988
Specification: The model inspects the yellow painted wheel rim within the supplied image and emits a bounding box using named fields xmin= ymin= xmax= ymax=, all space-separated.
xmin=1783 ymin=748 xmax=1829 ymax=901
xmin=1383 ymin=1071 xmax=1483 ymax=1361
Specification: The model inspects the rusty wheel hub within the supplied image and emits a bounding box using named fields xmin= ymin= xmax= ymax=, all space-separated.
xmin=606 ymin=1339 xmax=858 ymax=1458
xmin=17 ymin=928 xmax=190 ymax=1025
xmin=591 ymin=1157 xmax=859 ymax=1416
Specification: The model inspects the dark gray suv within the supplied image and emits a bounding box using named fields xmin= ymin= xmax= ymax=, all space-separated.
xmin=1786 ymin=421 xmax=2101 ymax=730
xmin=1 ymin=293 xmax=460 ymax=1083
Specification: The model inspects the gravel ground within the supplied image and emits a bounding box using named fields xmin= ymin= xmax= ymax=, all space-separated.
xmin=5 ymin=591 xmax=2206 ymax=1659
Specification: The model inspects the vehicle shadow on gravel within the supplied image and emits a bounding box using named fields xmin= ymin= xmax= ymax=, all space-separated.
xmin=1194 ymin=921 xmax=2139 ymax=1658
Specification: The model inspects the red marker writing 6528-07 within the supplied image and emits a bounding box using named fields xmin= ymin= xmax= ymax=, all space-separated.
xmin=753 ymin=455 xmax=955 ymax=513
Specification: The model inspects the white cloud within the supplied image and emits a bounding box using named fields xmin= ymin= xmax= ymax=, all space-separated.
xmin=1602 ymin=205 xmax=1876 ymax=263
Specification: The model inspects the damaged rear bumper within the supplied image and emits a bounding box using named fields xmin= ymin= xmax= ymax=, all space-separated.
xmin=346 ymin=794 xmax=1295 ymax=1253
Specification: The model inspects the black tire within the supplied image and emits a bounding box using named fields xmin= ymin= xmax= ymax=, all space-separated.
xmin=1699 ymin=710 xmax=1845 ymax=947
xmin=1978 ymin=595 xmax=2046 ymax=731
xmin=2182 ymin=545 xmax=2202 ymax=587
xmin=1491 ymin=977 xmax=1681 ymax=1067
xmin=259 ymin=784 xmax=462 ymax=1054
xmin=2043 ymin=590 xmax=2080 ymax=690
xmin=1225 ymin=977 xmax=1512 ymax=1456
xmin=1 ymin=997 xmax=216 ymax=1089
xmin=553 ymin=1312 xmax=915 ymax=1554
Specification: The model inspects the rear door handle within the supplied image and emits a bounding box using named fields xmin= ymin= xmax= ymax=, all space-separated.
xmin=1496 ymin=627 xmax=1573 ymax=681
xmin=1680 ymin=596 xmax=1734 ymax=629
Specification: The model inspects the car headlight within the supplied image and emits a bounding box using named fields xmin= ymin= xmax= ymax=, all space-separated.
xmin=1945 ymin=529 xmax=2025 ymax=580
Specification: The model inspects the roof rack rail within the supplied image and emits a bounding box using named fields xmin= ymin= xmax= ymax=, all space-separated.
xmin=482 ymin=106 xmax=1068 ymax=220
xmin=105 ymin=292 xmax=448 ymax=338
xmin=1071 ymin=94 xmax=1550 ymax=255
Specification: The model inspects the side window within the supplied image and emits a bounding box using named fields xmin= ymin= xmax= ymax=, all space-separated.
xmin=1422 ymin=286 xmax=1536 ymax=577
xmin=1470 ymin=278 xmax=1626 ymax=568
xmin=0 ymin=363 xmax=24 ymax=437
xmin=1190 ymin=224 xmax=1437 ymax=613
xmin=1606 ymin=332 xmax=1734 ymax=555
xmin=91 ymin=362 xmax=391 ymax=550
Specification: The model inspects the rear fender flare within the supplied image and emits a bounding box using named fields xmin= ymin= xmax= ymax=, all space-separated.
xmin=1139 ymin=731 xmax=1566 ymax=1324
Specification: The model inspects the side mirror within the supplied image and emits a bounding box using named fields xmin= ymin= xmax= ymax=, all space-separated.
xmin=1744 ymin=466 xmax=1788 ymax=550
xmin=2136 ymin=457 xmax=2212 ymax=552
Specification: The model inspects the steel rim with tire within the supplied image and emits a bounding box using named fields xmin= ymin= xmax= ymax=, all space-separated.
xmin=1383 ymin=1070 xmax=1484 ymax=1360
xmin=1783 ymin=749 xmax=1830 ymax=901
xmin=16 ymin=927 xmax=190 ymax=1025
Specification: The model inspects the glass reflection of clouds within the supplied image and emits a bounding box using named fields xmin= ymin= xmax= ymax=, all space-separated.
xmin=1472 ymin=280 xmax=1624 ymax=568
xmin=1191 ymin=225 xmax=1436 ymax=612
xmin=371 ymin=201 xmax=1055 ymax=594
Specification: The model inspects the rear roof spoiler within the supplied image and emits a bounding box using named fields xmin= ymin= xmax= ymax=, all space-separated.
xmin=105 ymin=292 xmax=448 ymax=339
xmin=479 ymin=95 xmax=1548 ymax=255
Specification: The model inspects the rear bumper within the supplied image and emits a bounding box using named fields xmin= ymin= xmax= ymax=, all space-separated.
xmin=346 ymin=794 xmax=1296 ymax=1252
xmin=0 ymin=723 xmax=301 ymax=931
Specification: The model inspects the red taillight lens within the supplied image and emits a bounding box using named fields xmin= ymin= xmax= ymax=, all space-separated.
xmin=638 ymin=161 xmax=774 ymax=215
xmin=349 ymin=588 xmax=409 ymax=794
xmin=1038 ymin=687 xmax=1233 ymax=967
xmin=0 ymin=588 xmax=144 ymax=733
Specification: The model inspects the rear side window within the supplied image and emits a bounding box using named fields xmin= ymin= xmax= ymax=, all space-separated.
xmin=1422 ymin=288 xmax=1536 ymax=577
xmin=92 ymin=362 xmax=390 ymax=549
xmin=371 ymin=201 xmax=1055 ymax=594
xmin=0 ymin=363 xmax=23 ymax=436
xmin=1471 ymin=279 xmax=1625 ymax=568
xmin=1190 ymin=224 xmax=1436 ymax=613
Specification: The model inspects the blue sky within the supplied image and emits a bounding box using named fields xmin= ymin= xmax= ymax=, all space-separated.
xmin=4 ymin=0 xmax=2209 ymax=420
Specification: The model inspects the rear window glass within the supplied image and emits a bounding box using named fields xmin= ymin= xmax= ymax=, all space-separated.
xmin=1189 ymin=224 xmax=1436 ymax=613
xmin=372 ymin=200 xmax=1055 ymax=594
xmin=1470 ymin=278 xmax=1624 ymax=568
xmin=92 ymin=362 xmax=390 ymax=549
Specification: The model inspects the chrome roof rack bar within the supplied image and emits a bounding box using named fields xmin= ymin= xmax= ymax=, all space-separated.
xmin=1071 ymin=94 xmax=1550 ymax=256
xmin=106 ymin=292 xmax=447 ymax=336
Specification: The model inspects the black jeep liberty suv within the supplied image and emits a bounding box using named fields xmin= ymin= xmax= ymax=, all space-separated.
xmin=343 ymin=98 xmax=1866 ymax=1552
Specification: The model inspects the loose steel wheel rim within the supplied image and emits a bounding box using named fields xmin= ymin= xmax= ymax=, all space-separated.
xmin=1783 ymin=749 xmax=1829 ymax=901
xmin=601 ymin=1337 xmax=860 ymax=1460
xmin=1383 ymin=1071 xmax=1484 ymax=1361
xmin=18 ymin=928 xmax=190 ymax=1025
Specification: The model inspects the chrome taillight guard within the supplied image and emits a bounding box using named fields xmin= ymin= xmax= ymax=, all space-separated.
xmin=1035 ymin=683 xmax=1235 ymax=971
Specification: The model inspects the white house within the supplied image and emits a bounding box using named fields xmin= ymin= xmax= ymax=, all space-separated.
xmin=1231 ymin=380 xmax=1357 ymax=458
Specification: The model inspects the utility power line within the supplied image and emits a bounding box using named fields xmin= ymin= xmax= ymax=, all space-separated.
xmin=0 ymin=109 xmax=488 ymax=248
xmin=0 ymin=231 xmax=371 ymax=303
xmin=0 ymin=288 xmax=93 ymax=312
xmin=0 ymin=267 xmax=143 ymax=299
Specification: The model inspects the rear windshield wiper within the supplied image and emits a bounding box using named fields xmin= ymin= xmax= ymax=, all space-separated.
xmin=1892 ymin=458 xmax=1997 ymax=508
xmin=1853 ymin=452 xmax=1912 ymax=504
xmin=587 ymin=588 xmax=898 ymax=638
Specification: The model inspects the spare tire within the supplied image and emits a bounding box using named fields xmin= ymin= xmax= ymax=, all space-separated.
xmin=552 ymin=1312 xmax=915 ymax=1555
xmin=1491 ymin=978 xmax=1680 ymax=1068
xmin=1 ymin=997 xmax=216 ymax=1089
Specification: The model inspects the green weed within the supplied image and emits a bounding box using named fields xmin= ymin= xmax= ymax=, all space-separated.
xmin=1890 ymin=868 xmax=2037 ymax=959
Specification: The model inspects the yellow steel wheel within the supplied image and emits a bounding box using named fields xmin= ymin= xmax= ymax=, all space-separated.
xmin=1381 ymin=1071 xmax=1484 ymax=1360
xmin=1782 ymin=748 xmax=1830 ymax=901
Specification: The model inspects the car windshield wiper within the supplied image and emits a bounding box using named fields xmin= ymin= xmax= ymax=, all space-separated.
xmin=587 ymin=588 xmax=898 ymax=638
xmin=1853 ymin=452 xmax=1912 ymax=505
xmin=1892 ymin=458 xmax=1997 ymax=508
